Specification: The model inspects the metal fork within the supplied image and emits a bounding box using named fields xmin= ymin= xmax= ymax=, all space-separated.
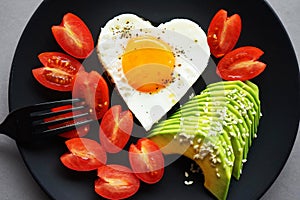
xmin=0 ymin=98 xmax=93 ymax=143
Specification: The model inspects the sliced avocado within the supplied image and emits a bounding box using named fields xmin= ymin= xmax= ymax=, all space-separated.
xmin=202 ymin=82 xmax=261 ymax=143
xmin=150 ymin=104 xmax=235 ymax=200
xmin=198 ymin=84 xmax=259 ymax=161
xmin=149 ymin=128 xmax=233 ymax=200
xmin=205 ymin=80 xmax=261 ymax=135
xmin=203 ymin=82 xmax=259 ymax=131
xmin=169 ymin=99 xmax=247 ymax=180
xmin=148 ymin=81 xmax=261 ymax=200
xmin=165 ymin=93 xmax=249 ymax=180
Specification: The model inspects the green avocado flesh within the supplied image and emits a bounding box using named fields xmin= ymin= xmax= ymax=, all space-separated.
xmin=148 ymin=81 xmax=261 ymax=200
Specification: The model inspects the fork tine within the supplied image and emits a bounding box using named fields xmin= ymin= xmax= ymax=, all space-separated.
xmin=30 ymin=105 xmax=88 ymax=120
xmin=30 ymin=98 xmax=83 ymax=113
xmin=33 ymin=112 xmax=90 ymax=129
xmin=35 ymin=119 xmax=94 ymax=137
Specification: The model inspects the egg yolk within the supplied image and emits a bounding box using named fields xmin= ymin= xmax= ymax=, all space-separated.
xmin=122 ymin=36 xmax=175 ymax=93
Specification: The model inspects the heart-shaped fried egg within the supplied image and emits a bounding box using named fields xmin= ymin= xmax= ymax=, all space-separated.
xmin=97 ymin=14 xmax=210 ymax=130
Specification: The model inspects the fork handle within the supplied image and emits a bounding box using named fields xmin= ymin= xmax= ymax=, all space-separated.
xmin=0 ymin=120 xmax=17 ymax=141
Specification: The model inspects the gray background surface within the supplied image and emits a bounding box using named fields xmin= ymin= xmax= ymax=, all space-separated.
xmin=0 ymin=0 xmax=299 ymax=199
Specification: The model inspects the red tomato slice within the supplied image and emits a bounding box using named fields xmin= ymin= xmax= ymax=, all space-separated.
xmin=207 ymin=9 xmax=242 ymax=58
xmin=129 ymin=138 xmax=164 ymax=184
xmin=95 ymin=164 xmax=140 ymax=199
xmin=61 ymin=153 xmax=100 ymax=171
xmin=60 ymin=138 xmax=107 ymax=171
xmin=32 ymin=52 xmax=83 ymax=91
xmin=72 ymin=70 xmax=110 ymax=120
xmin=216 ymin=46 xmax=267 ymax=81
xmin=45 ymin=105 xmax=89 ymax=138
xmin=52 ymin=13 xmax=94 ymax=59
xmin=99 ymin=105 xmax=133 ymax=153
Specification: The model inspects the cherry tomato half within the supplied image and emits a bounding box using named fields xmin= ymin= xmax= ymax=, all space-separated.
xmin=95 ymin=164 xmax=140 ymax=200
xmin=44 ymin=105 xmax=90 ymax=138
xmin=60 ymin=138 xmax=107 ymax=171
xmin=207 ymin=9 xmax=242 ymax=58
xmin=52 ymin=13 xmax=94 ymax=59
xmin=72 ymin=70 xmax=110 ymax=120
xmin=99 ymin=105 xmax=133 ymax=153
xmin=216 ymin=46 xmax=267 ymax=81
xmin=129 ymin=138 xmax=165 ymax=184
xmin=32 ymin=52 xmax=83 ymax=91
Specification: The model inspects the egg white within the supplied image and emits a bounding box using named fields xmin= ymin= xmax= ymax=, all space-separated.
xmin=97 ymin=13 xmax=210 ymax=131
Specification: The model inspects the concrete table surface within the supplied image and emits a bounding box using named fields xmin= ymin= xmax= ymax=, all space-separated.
xmin=0 ymin=0 xmax=299 ymax=199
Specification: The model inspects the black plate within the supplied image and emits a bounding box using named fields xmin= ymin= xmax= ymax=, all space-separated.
xmin=9 ymin=0 xmax=300 ymax=199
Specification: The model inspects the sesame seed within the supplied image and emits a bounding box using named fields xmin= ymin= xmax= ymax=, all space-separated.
xmin=202 ymin=119 xmax=209 ymax=124
xmin=189 ymin=93 xmax=195 ymax=99
xmin=185 ymin=172 xmax=189 ymax=178
xmin=193 ymin=154 xmax=200 ymax=160
xmin=227 ymin=151 xmax=232 ymax=156
xmin=184 ymin=180 xmax=194 ymax=185
xmin=229 ymin=132 xmax=236 ymax=137
xmin=216 ymin=173 xmax=221 ymax=178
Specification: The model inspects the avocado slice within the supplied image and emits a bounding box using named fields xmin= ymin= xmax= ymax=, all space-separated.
xmin=148 ymin=81 xmax=261 ymax=200
xmin=149 ymin=122 xmax=234 ymax=200
xmin=206 ymin=80 xmax=261 ymax=135
xmin=194 ymin=91 xmax=253 ymax=150
xmin=168 ymin=97 xmax=248 ymax=180
xmin=203 ymin=81 xmax=261 ymax=142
